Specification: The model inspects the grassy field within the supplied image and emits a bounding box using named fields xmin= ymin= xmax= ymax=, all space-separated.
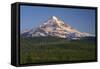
xmin=20 ymin=37 xmax=96 ymax=64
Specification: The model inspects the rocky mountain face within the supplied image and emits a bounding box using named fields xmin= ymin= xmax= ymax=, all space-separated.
xmin=21 ymin=16 xmax=93 ymax=39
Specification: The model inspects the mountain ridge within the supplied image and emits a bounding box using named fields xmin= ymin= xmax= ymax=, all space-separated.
xmin=21 ymin=16 xmax=94 ymax=39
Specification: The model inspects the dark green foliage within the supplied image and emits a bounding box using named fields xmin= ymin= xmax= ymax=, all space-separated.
xmin=20 ymin=37 xmax=96 ymax=64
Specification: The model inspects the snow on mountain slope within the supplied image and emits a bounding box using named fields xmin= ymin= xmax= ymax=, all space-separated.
xmin=21 ymin=16 xmax=93 ymax=38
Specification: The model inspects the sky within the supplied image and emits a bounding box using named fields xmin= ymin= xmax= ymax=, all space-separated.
xmin=20 ymin=5 xmax=96 ymax=35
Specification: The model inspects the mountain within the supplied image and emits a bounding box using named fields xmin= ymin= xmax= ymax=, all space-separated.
xmin=21 ymin=16 xmax=94 ymax=39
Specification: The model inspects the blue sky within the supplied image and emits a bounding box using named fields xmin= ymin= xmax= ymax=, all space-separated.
xmin=20 ymin=5 xmax=96 ymax=35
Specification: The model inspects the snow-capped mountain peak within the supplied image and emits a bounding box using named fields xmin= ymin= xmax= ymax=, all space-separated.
xmin=21 ymin=16 xmax=94 ymax=39
xmin=52 ymin=16 xmax=58 ymax=21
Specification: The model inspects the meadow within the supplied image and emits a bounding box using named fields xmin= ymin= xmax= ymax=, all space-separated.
xmin=20 ymin=36 xmax=96 ymax=64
